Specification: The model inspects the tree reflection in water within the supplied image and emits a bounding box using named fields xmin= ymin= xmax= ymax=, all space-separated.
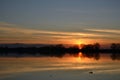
xmin=0 ymin=52 xmax=119 ymax=61
xmin=111 ymin=52 xmax=120 ymax=60
xmin=70 ymin=52 xmax=100 ymax=61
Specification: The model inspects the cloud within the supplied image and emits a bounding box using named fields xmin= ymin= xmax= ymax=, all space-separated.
xmin=0 ymin=22 xmax=120 ymax=44
xmin=0 ymin=23 xmax=115 ymax=39
xmin=0 ymin=22 xmax=102 ymax=37
xmin=85 ymin=28 xmax=120 ymax=34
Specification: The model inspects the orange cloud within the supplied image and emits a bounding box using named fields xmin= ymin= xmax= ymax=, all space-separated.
xmin=86 ymin=28 xmax=120 ymax=34
xmin=0 ymin=22 xmax=119 ymax=44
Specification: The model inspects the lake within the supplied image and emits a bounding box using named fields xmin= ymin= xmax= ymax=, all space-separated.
xmin=0 ymin=53 xmax=120 ymax=80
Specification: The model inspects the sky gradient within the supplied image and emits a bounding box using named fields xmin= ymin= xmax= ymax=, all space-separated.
xmin=0 ymin=0 xmax=120 ymax=44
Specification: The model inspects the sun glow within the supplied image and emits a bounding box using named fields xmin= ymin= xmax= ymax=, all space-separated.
xmin=74 ymin=40 xmax=85 ymax=49
xmin=74 ymin=52 xmax=94 ymax=63
xmin=75 ymin=40 xmax=82 ymax=45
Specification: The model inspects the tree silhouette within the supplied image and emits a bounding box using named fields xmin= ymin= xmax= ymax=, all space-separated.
xmin=81 ymin=43 xmax=100 ymax=52
xmin=94 ymin=43 xmax=100 ymax=51
xmin=111 ymin=43 xmax=117 ymax=50
xmin=110 ymin=43 xmax=120 ymax=52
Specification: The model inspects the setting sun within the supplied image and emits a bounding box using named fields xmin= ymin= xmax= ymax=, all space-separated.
xmin=75 ymin=40 xmax=83 ymax=45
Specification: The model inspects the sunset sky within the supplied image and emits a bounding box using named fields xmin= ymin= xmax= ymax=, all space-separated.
xmin=0 ymin=0 xmax=120 ymax=44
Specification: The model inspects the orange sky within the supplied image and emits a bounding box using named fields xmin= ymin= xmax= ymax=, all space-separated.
xmin=0 ymin=1 xmax=120 ymax=45
xmin=0 ymin=22 xmax=120 ymax=45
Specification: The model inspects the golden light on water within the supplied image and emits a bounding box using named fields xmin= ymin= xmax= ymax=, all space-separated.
xmin=73 ymin=52 xmax=97 ymax=63
xmin=76 ymin=52 xmax=83 ymax=62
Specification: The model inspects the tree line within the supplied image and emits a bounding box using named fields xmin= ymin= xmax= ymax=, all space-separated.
xmin=0 ymin=43 xmax=120 ymax=53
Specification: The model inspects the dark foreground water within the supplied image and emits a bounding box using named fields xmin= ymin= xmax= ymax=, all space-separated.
xmin=0 ymin=53 xmax=120 ymax=80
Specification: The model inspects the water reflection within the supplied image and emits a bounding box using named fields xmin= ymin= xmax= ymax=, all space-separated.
xmin=0 ymin=52 xmax=120 ymax=80
xmin=71 ymin=52 xmax=100 ymax=61
xmin=69 ymin=52 xmax=100 ymax=62
xmin=111 ymin=53 xmax=120 ymax=60
xmin=0 ymin=52 xmax=120 ymax=61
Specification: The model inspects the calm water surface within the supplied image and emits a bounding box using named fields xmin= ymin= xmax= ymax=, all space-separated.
xmin=0 ymin=53 xmax=120 ymax=80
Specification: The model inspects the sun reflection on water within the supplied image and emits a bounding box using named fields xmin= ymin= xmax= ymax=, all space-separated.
xmin=76 ymin=52 xmax=83 ymax=62
xmin=72 ymin=52 xmax=98 ymax=63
